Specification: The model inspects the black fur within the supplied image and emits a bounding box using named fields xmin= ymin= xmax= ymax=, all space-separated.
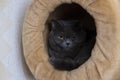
xmin=48 ymin=20 xmax=96 ymax=71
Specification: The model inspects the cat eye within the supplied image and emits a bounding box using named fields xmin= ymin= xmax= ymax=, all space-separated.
xmin=58 ymin=35 xmax=64 ymax=39
xmin=72 ymin=36 xmax=76 ymax=39
xmin=72 ymin=34 xmax=76 ymax=39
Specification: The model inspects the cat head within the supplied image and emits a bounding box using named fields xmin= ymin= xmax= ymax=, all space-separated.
xmin=50 ymin=19 xmax=87 ymax=51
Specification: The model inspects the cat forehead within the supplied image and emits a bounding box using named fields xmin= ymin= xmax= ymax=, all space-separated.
xmin=57 ymin=20 xmax=79 ymax=26
xmin=52 ymin=20 xmax=80 ymax=33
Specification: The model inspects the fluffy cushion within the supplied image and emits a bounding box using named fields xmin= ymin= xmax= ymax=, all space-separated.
xmin=22 ymin=0 xmax=120 ymax=80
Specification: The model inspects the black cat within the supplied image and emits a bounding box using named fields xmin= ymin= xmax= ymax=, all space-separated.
xmin=48 ymin=20 xmax=96 ymax=71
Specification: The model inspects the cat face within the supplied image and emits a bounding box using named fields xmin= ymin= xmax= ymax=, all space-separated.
xmin=50 ymin=20 xmax=87 ymax=51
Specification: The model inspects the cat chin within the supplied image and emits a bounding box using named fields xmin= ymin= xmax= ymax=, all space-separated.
xmin=64 ymin=47 xmax=76 ymax=52
xmin=64 ymin=48 xmax=71 ymax=51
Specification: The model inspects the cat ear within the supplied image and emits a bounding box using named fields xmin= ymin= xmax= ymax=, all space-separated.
xmin=51 ymin=19 xmax=60 ymax=29
xmin=71 ymin=20 xmax=83 ymax=28
xmin=74 ymin=20 xmax=85 ymax=31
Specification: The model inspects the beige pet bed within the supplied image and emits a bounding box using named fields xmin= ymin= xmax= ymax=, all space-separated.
xmin=22 ymin=0 xmax=120 ymax=80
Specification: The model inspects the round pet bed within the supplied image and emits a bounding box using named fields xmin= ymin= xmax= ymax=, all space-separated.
xmin=22 ymin=0 xmax=120 ymax=80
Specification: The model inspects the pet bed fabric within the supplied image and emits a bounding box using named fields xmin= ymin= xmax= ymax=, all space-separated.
xmin=22 ymin=0 xmax=120 ymax=80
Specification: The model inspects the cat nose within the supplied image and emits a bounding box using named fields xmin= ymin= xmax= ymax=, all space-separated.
xmin=66 ymin=40 xmax=72 ymax=46
xmin=66 ymin=42 xmax=70 ymax=46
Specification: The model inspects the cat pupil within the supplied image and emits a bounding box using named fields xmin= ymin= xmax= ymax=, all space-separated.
xmin=58 ymin=35 xmax=63 ymax=39
xmin=72 ymin=35 xmax=75 ymax=38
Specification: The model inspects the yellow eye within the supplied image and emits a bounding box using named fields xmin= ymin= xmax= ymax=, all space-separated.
xmin=58 ymin=35 xmax=64 ymax=39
